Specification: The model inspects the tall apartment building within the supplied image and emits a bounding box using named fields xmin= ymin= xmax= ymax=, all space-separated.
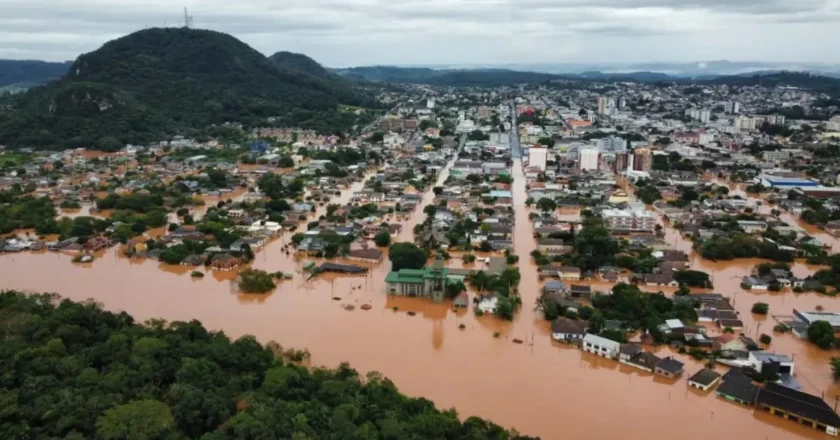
xmin=477 ymin=106 xmax=492 ymax=120
xmin=725 ymin=101 xmax=740 ymax=114
xmin=529 ymin=146 xmax=548 ymax=171
xmin=633 ymin=147 xmax=652 ymax=172
xmin=602 ymin=207 xmax=657 ymax=232
xmin=598 ymin=136 xmax=627 ymax=152
xmin=579 ymin=148 xmax=600 ymax=171
xmin=614 ymin=152 xmax=629 ymax=173
xmin=685 ymin=108 xmax=711 ymax=123
xmin=597 ymin=96 xmax=608 ymax=116
xmin=736 ymin=115 xmax=759 ymax=132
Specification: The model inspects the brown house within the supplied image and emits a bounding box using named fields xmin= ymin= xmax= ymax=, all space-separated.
xmin=84 ymin=236 xmax=110 ymax=251
xmin=210 ymin=253 xmax=241 ymax=271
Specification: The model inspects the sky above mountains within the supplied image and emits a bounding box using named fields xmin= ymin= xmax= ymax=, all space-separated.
xmin=2 ymin=0 xmax=839 ymax=66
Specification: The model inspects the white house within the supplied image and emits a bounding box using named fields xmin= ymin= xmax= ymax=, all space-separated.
xmin=582 ymin=334 xmax=621 ymax=359
xmin=551 ymin=318 xmax=587 ymax=342
xmin=749 ymin=351 xmax=795 ymax=375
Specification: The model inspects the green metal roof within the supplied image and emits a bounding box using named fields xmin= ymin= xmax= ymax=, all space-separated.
xmin=385 ymin=271 xmax=425 ymax=284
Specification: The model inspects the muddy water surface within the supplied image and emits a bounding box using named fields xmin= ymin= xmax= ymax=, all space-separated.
xmin=1 ymin=159 xmax=838 ymax=439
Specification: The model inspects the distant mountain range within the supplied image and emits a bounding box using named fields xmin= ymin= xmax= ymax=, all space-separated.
xmin=387 ymin=61 xmax=840 ymax=78
xmin=0 ymin=28 xmax=376 ymax=150
xmin=0 ymin=60 xmax=72 ymax=88
xmin=333 ymin=65 xmax=840 ymax=95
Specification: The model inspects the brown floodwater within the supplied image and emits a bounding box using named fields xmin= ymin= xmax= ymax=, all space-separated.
xmin=1 ymin=159 xmax=838 ymax=439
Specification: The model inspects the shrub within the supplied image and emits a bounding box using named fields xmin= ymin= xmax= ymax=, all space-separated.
xmin=190 ymin=271 xmax=204 ymax=278
xmin=760 ymin=334 xmax=772 ymax=345
xmin=751 ymin=302 xmax=769 ymax=315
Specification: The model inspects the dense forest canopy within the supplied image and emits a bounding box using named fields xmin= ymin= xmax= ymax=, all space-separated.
xmin=0 ymin=291 xmax=537 ymax=440
xmin=0 ymin=28 xmax=378 ymax=150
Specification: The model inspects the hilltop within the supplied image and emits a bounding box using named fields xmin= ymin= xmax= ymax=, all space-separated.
xmin=0 ymin=28 xmax=376 ymax=150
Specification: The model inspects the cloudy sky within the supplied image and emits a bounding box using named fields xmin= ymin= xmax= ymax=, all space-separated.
xmin=2 ymin=0 xmax=839 ymax=66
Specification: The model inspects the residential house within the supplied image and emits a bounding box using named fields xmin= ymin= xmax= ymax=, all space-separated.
xmin=556 ymin=266 xmax=582 ymax=281
xmin=537 ymin=238 xmax=572 ymax=255
xmin=551 ymin=318 xmax=587 ymax=342
xmin=688 ymin=369 xmax=721 ymax=391
xmin=210 ymin=253 xmax=241 ymax=271
xmin=742 ymin=276 xmax=769 ymax=290
xmin=84 ymin=236 xmax=110 ymax=251
xmin=453 ymin=291 xmax=470 ymax=309
xmin=716 ymin=370 xmax=759 ymax=405
xmin=643 ymin=273 xmax=679 ymax=287
xmin=297 ymin=237 xmax=327 ymax=255
xmin=569 ymin=285 xmax=591 ymax=298
xmin=582 ymin=334 xmax=621 ymax=359
xmin=543 ymin=280 xmax=567 ymax=295
xmin=618 ymin=344 xmax=643 ymax=364
xmin=626 ymin=351 xmax=662 ymax=373
xmin=654 ymin=357 xmax=685 ymax=378
xmin=748 ymin=351 xmax=795 ymax=375
xmin=181 ymin=254 xmax=204 ymax=266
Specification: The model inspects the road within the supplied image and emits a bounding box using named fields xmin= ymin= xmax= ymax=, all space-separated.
xmin=508 ymin=100 xmax=521 ymax=159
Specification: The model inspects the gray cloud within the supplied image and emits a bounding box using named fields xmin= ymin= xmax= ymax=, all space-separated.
xmin=0 ymin=0 xmax=837 ymax=65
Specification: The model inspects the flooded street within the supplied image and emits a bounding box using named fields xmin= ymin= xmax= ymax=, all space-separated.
xmin=2 ymin=158 xmax=839 ymax=439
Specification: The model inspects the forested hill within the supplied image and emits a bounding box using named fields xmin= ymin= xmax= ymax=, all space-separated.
xmin=0 ymin=59 xmax=71 ymax=87
xmin=0 ymin=291 xmax=538 ymax=440
xmin=269 ymin=51 xmax=381 ymax=109
xmin=0 ymin=28 xmax=377 ymax=150
xmin=270 ymin=51 xmax=335 ymax=79
xmin=699 ymin=71 xmax=840 ymax=95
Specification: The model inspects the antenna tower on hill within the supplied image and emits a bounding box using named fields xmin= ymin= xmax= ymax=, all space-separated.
xmin=184 ymin=7 xmax=194 ymax=29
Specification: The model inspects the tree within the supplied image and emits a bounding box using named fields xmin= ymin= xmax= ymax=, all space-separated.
xmin=536 ymin=198 xmax=556 ymax=212
xmin=751 ymin=302 xmax=769 ymax=315
xmin=237 ymin=269 xmax=276 ymax=294
xmin=588 ymin=311 xmax=606 ymax=334
xmin=832 ymin=357 xmax=840 ymax=381
xmin=495 ymin=297 xmax=515 ymax=321
xmin=388 ymin=242 xmax=427 ymax=271
xmin=808 ymin=320 xmax=835 ymax=349
xmin=673 ymin=270 xmax=712 ymax=288
xmin=423 ymin=205 xmax=437 ymax=218
xmin=374 ymin=231 xmax=391 ymax=247
xmin=96 ymin=399 xmax=174 ymax=440
xmin=445 ymin=280 xmax=466 ymax=299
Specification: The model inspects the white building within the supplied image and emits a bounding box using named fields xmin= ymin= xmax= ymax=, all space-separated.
xmin=582 ymin=334 xmax=621 ymax=359
xmin=601 ymin=205 xmax=657 ymax=232
xmin=426 ymin=98 xmax=435 ymax=109
xmin=598 ymin=136 xmax=626 ymax=152
xmin=529 ymin=146 xmax=548 ymax=171
xmin=579 ymin=148 xmax=600 ymax=171
xmin=685 ymin=108 xmax=711 ymax=123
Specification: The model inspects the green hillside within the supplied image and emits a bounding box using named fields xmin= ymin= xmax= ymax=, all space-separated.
xmin=0 ymin=28 xmax=375 ymax=150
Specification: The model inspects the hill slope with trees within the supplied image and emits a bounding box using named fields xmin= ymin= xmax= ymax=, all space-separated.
xmin=0 ymin=28 xmax=376 ymax=150
xmin=0 ymin=291 xmax=537 ymax=440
